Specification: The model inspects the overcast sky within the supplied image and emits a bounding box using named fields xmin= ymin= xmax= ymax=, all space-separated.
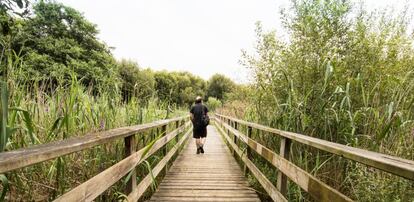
xmin=57 ymin=0 xmax=412 ymax=83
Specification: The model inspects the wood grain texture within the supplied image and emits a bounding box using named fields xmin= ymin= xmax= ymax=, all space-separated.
xmin=124 ymin=135 xmax=137 ymax=194
xmin=215 ymin=122 xmax=287 ymax=202
xmin=217 ymin=117 xmax=353 ymax=202
xmin=54 ymin=123 xmax=191 ymax=202
xmin=149 ymin=126 xmax=261 ymax=202
xmin=216 ymin=114 xmax=414 ymax=181
xmin=277 ymin=137 xmax=291 ymax=196
xmin=0 ymin=116 xmax=188 ymax=174
xmin=126 ymin=126 xmax=192 ymax=201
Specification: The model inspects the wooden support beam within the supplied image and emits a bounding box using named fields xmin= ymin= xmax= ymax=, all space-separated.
xmin=215 ymin=114 xmax=414 ymax=181
xmin=277 ymin=137 xmax=291 ymax=196
xmin=127 ymin=127 xmax=192 ymax=201
xmin=233 ymin=121 xmax=238 ymax=158
xmin=0 ymin=116 xmax=188 ymax=174
xmin=161 ymin=124 xmax=168 ymax=175
xmin=216 ymin=118 xmax=352 ymax=202
xmin=124 ymin=134 xmax=137 ymax=194
xmin=244 ymin=126 xmax=252 ymax=176
xmin=54 ymin=122 xmax=190 ymax=202
xmin=215 ymin=121 xmax=287 ymax=202
xmin=175 ymin=120 xmax=180 ymax=143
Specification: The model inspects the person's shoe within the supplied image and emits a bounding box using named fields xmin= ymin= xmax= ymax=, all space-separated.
xmin=200 ymin=146 xmax=204 ymax=154
xmin=196 ymin=147 xmax=201 ymax=154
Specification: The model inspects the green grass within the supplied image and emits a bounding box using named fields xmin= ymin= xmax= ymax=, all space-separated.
xmin=0 ymin=65 xmax=187 ymax=200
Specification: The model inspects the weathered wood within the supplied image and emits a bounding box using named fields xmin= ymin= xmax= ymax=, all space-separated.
xmin=217 ymin=118 xmax=353 ymax=202
xmin=149 ymin=196 xmax=260 ymax=202
xmin=277 ymin=137 xmax=291 ymax=196
xmin=215 ymin=122 xmax=287 ymax=202
xmin=0 ymin=116 xmax=188 ymax=174
xmin=124 ymin=134 xmax=136 ymax=194
xmin=126 ymin=126 xmax=191 ymax=201
xmin=161 ymin=124 xmax=168 ymax=175
xmin=54 ymin=123 xmax=190 ymax=202
xmin=244 ymin=126 xmax=252 ymax=176
xmin=175 ymin=120 xmax=180 ymax=143
xmin=216 ymin=114 xmax=414 ymax=181
xmin=233 ymin=121 xmax=238 ymax=158
xmin=150 ymin=126 xmax=260 ymax=202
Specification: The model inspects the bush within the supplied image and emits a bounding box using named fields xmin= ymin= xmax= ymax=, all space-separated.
xmin=205 ymin=97 xmax=222 ymax=112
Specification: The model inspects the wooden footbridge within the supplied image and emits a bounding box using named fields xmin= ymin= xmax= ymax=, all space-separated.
xmin=0 ymin=114 xmax=413 ymax=201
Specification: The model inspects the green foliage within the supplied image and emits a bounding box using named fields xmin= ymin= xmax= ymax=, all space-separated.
xmin=206 ymin=74 xmax=235 ymax=101
xmin=10 ymin=1 xmax=119 ymax=93
xmin=0 ymin=1 xmax=197 ymax=199
xmin=0 ymin=0 xmax=240 ymax=200
xmin=205 ymin=97 xmax=222 ymax=112
xmin=118 ymin=59 xmax=155 ymax=101
xmin=0 ymin=174 xmax=8 ymax=201
xmin=154 ymin=71 xmax=206 ymax=106
xmin=239 ymin=0 xmax=414 ymax=200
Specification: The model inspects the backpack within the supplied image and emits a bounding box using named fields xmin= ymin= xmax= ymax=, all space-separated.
xmin=202 ymin=114 xmax=210 ymax=126
xmin=191 ymin=104 xmax=209 ymax=127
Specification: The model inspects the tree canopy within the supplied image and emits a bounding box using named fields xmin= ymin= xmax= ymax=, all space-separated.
xmin=13 ymin=1 xmax=118 ymax=92
xmin=1 ymin=1 xmax=238 ymax=107
xmin=206 ymin=74 xmax=235 ymax=101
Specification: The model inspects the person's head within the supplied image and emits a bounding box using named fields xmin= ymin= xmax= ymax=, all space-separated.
xmin=195 ymin=96 xmax=202 ymax=104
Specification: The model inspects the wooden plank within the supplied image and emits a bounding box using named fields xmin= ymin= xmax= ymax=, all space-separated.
xmin=149 ymin=196 xmax=261 ymax=202
xmin=152 ymin=190 xmax=257 ymax=197
xmin=215 ymin=114 xmax=414 ymax=181
xmin=215 ymin=122 xmax=287 ymax=202
xmin=54 ymin=123 xmax=190 ymax=202
xmin=150 ymin=126 xmax=260 ymax=202
xmin=158 ymin=185 xmax=251 ymax=189
xmin=124 ymin=134 xmax=136 ymax=194
xmin=217 ymin=118 xmax=353 ymax=202
xmin=0 ymin=116 xmax=188 ymax=174
xmin=126 ymin=127 xmax=191 ymax=201
xmin=161 ymin=125 xmax=168 ymax=175
xmin=244 ymin=126 xmax=252 ymax=176
xmin=277 ymin=137 xmax=291 ymax=196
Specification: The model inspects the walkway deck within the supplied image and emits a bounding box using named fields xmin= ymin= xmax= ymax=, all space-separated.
xmin=149 ymin=125 xmax=260 ymax=202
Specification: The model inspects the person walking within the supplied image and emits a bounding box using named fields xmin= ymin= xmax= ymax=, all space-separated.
xmin=190 ymin=96 xmax=209 ymax=154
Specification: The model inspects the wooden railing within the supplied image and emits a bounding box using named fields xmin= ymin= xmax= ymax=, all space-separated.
xmin=214 ymin=114 xmax=414 ymax=202
xmin=0 ymin=116 xmax=192 ymax=201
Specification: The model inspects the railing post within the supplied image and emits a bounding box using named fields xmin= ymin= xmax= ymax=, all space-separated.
xmin=124 ymin=134 xmax=136 ymax=194
xmin=175 ymin=120 xmax=180 ymax=143
xmin=277 ymin=137 xmax=291 ymax=196
xmin=233 ymin=122 xmax=238 ymax=157
xmin=227 ymin=119 xmax=234 ymax=154
xmin=244 ymin=126 xmax=252 ymax=176
xmin=161 ymin=124 xmax=168 ymax=175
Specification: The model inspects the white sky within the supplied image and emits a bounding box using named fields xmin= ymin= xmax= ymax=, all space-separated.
xmin=57 ymin=0 xmax=412 ymax=83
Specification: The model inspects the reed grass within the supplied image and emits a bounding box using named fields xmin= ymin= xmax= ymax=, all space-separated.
xmin=0 ymin=49 xmax=187 ymax=200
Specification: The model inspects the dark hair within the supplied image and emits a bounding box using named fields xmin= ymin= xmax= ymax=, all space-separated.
xmin=195 ymin=99 xmax=202 ymax=104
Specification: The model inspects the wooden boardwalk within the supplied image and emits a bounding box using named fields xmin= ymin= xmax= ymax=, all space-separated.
xmin=149 ymin=125 xmax=260 ymax=202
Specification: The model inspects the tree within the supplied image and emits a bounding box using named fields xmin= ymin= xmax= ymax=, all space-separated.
xmin=118 ymin=59 xmax=155 ymax=102
xmin=241 ymin=1 xmax=414 ymax=200
xmin=206 ymin=74 xmax=235 ymax=101
xmin=13 ymin=1 xmax=118 ymax=92
xmin=154 ymin=71 xmax=206 ymax=106
xmin=205 ymin=97 xmax=222 ymax=112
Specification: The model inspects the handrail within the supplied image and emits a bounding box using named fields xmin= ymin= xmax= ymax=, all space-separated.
xmin=214 ymin=114 xmax=414 ymax=201
xmin=55 ymin=121 xmax=192 ymax=201
xmin=215 ymin=119 xmax=287 ymax=202
xmin=0 ymin=116 xmax=188 ymax=174
xmin=215 ymin=114 xmax=414 ymax=180
xmin=0 ymin=116 xmax=191 ymax=202
xmin=127 ymin=124 xmax=192 ymax=201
